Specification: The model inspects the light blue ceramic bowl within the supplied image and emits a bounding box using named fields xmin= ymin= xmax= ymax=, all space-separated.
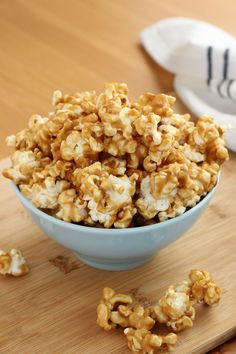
xmin=12 ymin=182 xmax=217 ymax=271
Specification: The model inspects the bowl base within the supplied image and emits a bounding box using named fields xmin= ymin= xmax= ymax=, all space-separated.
xmin=75 ymin=253 xmax=154 ymax=271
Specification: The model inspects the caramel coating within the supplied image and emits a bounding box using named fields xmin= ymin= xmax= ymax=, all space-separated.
xmin=0 ymin=249 xmax=29 ymax=276
xmin=96 ymin=287 xmax=133 ymax=330
xmin=124 ymin=328 xmax=177 ymax=353
xmin=96 ymin=287 xmax=154 ymax=331
xmin=151 ymin=281 xmax=195 ymax=332
xmin=96 ymin=270 xmax=221 ymax=353
xmin=189 ymin=269 xmax=221 ymax=305
xmin=3 ymin=83 xmax=229 ymax=227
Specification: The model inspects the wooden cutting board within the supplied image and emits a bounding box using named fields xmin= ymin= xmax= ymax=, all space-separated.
xmin=0 ymin=156 xmax=236 ymax=354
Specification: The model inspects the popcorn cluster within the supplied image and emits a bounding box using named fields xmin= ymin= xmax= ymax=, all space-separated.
xmin=151 ymin=281 xmax=195 ymax=332
xmin=0 ymin=249 xmax=29 ymax=277
xmin=124 ymin=328 xmax=177 ymax=354
xmin=96 ymin=287 xmax=155 ymax=331
xmin=3 ymin=83 xmax=229 ymax=228
xmin=97 ymin=269 xmax=221 ymax=353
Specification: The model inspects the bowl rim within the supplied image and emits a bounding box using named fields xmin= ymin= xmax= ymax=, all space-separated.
xmin=11 ymin=176 xmax=218 ymax=234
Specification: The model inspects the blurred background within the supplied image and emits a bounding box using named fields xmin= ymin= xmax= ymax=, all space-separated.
xmin=1 ymin=0 xmax=235 ymax=159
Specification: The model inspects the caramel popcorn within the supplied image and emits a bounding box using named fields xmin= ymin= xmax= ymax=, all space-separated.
xmin=151 ymin=269 xmax=221 ymax=332
xmin=96 ymin=287 xmax=133 ymax=330
xmin=3 ymin=83 xmax=229 ymax=228
xmin=97 ymin=287 xmax=156 ymax=332
xmin=56 ymin=189 xmax=87 ymax=222
xmin=111 ymin=305 xmax=155 ymax=331
xmin=20 ymin=177 xmax=70 ymax=209
xmin=124 ymin=328 xmax=177 ymax=353
xmin=60 ymin=131 xmax=98 ymax=167
xmin=189 ymin=269 xmax=221 ymax=305
xmin=3 ymin=150 xmax=41 ymax=184
xmin=97 ymin=270 xmax=221 ymax=353
xmin=151 ymin=282 xmax=195 ymax=332
xmin=0 ymin=249 xmax=29 ymax=276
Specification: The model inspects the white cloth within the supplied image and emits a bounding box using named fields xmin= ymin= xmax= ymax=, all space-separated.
xmin=140 ymin=17 xmax=236 ymax=152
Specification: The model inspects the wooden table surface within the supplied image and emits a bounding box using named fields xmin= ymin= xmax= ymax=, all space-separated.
xmin=0 ymin=1 xmax=235 ymax=353
xmin=0 ymin=155 xmax=236 ymax=354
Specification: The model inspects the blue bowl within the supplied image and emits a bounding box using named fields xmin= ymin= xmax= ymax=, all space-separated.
xmin=12 ymin=182 xmax=217 ymax=271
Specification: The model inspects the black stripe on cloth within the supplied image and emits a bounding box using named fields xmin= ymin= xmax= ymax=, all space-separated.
xmin=226 ymin=79 xmax=234 ymax=99
xmin=223 ymin=48 xmax=229 ymax=79
xmin=217 ymin=79 xmax=225 ymax=97
xmin=207 ymin=46 xmax=213 ymax=86
xmin=217 ymin=49 xmax=230 ymax=98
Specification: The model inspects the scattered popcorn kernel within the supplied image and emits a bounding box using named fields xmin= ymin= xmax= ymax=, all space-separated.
xmin=124 ymin=328 xmax=178 ymax=353
xmin=110 ymin=304 xmax=155 ymax=331
xmin=96 ymin=287 xmax=133 ymax=330
xmin=189 ymin=269 xmax=221 ymax=305
xmin=151 ymin=282 xmax=195 ymax=332
xmin=0 ymin=249 xmax=29 ymax=276
xmin=97 ymin=269 xmax=221 ymax=353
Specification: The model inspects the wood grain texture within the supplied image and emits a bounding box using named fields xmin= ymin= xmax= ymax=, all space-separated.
xmin=0 ymin=154 xmax=236 ymax=354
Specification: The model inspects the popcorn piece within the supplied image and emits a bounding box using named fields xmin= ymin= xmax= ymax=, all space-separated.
xmin=52 ymin=90 xmax=63 ymax=106
xmin=104 ymin=174 xmax=136 ymax=206
xmin=86 ymin=198 xmax=115 ymax=227
xmin=97 ymin=83 xmax=129 ymax=129
xmin=99 ymin=106 xmax=139 ymax=140
xmin=136 ymin=175 xmax=169 ymax=218
xmin=124 ymin=328 xmax=178 ymax=353
xmin=97 ymin=288 xmax=154 ymax=331
xmin=182 ymin=144 xmax=204 ymax=163
xmin=55 ymin=90 xmax=97 ymax=114
xmin=97 ymin=287 xmax=133 ymax=330
xmin=56 ymin=189 xmax=87 ymax=222
xmin=43 ymin=160 xmax=75 ymax=181
xmin=114 ymin=206 xmax=137 ymax=228
xmin=101 ymin=156 xmax=126 ymax=175
xmin=136 ymin=158 xmax=221 ymax=222
xmin=6 ymin=134 xmax=16 ymax=148
xmin=151 ymin=281 xmax=195 ymax=332
xmin=2 ymin=150 xmax=41 ymax=184
xmin=158 ymin=197 xmax=186 ymax=221
xmin=6 ymin=129 xmax=36 ymax=151
xmin=91 ymin=174 xmax=136 ymax=227
xmin=28 ymin=114 xmax=51 ymax=155
xmin=20 ymin=177 xmax=70 ymax=209
xmin=73 ymin=162 xmax=104 ymax=202
xmin=28 ymin=114 xmax=49 ymax=131
xmin=136 ymin=172 xmax=177 ymax=219
xmin=103 ymin=133 xmax=138 ymax=156
xmin=75 ymin=165 xmax=137 ymax=227
xmin=79 ymin=114 xmax=104 ymax=153
xmin=127 ymin=306 xmax=155 ymax=331
xmin=134 ymin=113 xmax=162 ymax=146
xmin=187 ymin=115 xmax=229 ymax=164
xmin=189 ymin=269 xmax=221 ymax=305
xmin=111 ymin=305 xmax=155 ymax=331
xmin=0 ymin=249 xmax=29 ymax=276
xmin=60 ymin=131 xmax=98 ymax=167
xmin=138 ymin=93 xmax=176 ymax=117
xmin=104 ymin=82 xmax=129 ymax=97
xmin=127 ymin=143 xmax=148 ymax=169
